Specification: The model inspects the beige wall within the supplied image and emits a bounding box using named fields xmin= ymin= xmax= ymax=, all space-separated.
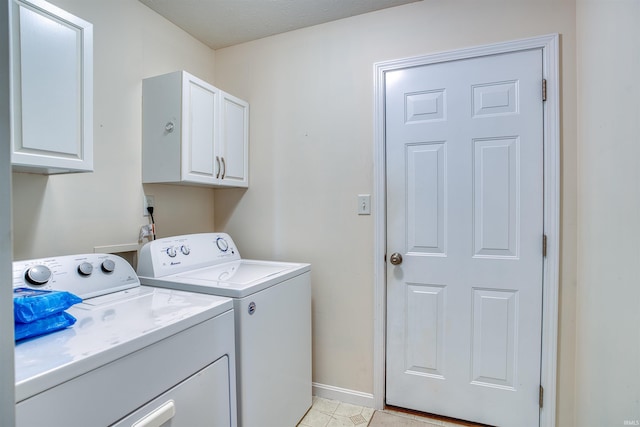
xmin=16 ymin=0 xmax=628 ymax=425
xmin=12 ymin=0 xmax=217 ymax=260
xmin=213 ymin=1 xmax=577 ymax=424
xmin=575 ymin=0 xmax=640 ymax=425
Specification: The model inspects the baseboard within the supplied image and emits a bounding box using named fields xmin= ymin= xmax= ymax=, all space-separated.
xmin=312 ymin=382 xmax=375 ymax=408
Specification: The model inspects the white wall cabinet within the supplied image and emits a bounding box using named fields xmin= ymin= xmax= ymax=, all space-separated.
xmin=142 ymin=71 xmax=249 ymax=188
xmin=10 ymin=0 xmax=93 ymax=174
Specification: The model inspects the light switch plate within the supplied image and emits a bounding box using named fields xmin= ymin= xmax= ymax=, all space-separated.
xmin=358 ymin=194 xmax=371 ymax=215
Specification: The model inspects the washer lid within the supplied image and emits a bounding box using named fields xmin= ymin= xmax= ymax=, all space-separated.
xmin=142 ymin=260 xmax=310 ymax=298
xmin=179 ymin=260 xmax=290 ymax=284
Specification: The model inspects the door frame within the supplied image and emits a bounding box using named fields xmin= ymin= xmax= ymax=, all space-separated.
xmin=372 ymin=34 xmax=560 ymax=427
xmin=0 ymin=3 xmax=15 ymax=425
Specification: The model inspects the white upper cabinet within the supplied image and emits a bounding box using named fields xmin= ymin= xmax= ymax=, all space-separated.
xmin=10 ymin=0 xmax=93 ymax=174
xmin=142 ymin=71 xmax=249 ymax=188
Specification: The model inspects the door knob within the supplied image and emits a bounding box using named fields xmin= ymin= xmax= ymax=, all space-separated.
xmin=389 ymin=252 xmax=403 ymax=265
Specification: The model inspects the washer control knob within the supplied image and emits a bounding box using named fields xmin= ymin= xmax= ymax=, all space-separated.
xmin=180 ymin=245 xmax=190 ymax=255
xmin=101 ymin=259 xmax=116 ymax=273
xmin=25 ymin=265 xmax=52 ymax=285
xmin=166 ymin=246 xmax=177 ymax=258
xmin=216 ymin=237 xmax=229 ymax=252
xmin=78 ymin=262 xmax=94 ymax=276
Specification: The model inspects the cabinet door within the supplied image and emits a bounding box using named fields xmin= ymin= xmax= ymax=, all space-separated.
xmin=182 ymin=75 xmax=219 ymax=184
xmin=219 ymin=91 xmax=249 ymax=187
xmin=10 ymin=0 xmax=93 ymax=174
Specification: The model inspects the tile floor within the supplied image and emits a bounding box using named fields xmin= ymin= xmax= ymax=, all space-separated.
xmin=298 ymin=397 xmax=375 ymax=427
xmin=297 ymin=397 xmax=473 ymax=427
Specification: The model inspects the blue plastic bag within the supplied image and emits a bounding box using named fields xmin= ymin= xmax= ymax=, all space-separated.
xmin=15 ymin=311 xmax=77 ymax=341
xmin=13 ymin=287 xmax=82 ymax=323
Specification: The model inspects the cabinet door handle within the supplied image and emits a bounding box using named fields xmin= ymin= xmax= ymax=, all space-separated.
xmin=215 ymin=156 xmax=221 ymax=179
xmin=221 ymin=157 xmax=226 ymax=179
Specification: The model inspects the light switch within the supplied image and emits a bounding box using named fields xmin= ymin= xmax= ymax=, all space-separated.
xmin=358 ymin=194 xmax=371 ymax=215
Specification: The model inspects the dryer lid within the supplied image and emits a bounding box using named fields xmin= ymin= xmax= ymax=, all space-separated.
xmin=15 ymin=286 xmax=232 ymax=402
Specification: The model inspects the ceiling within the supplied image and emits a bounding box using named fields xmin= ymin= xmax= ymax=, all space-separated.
xmin=139 ymin=0 xmax=421 ymax=50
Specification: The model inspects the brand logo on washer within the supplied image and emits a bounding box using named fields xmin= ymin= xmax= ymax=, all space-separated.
xmin=248 ymin=302 xmax=256 ymax=315
xmin=170 ymin=261 xmax=181 ymax=266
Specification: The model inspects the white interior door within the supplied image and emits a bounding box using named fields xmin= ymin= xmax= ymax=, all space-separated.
xmin=385 ymin=49 xmax=544 ymax=427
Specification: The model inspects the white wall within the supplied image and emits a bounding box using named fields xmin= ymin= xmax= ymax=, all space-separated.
xmin=1 ymin=0 xmax=15 ymax=423
xmin=11 ymin=0 xmax=218 ymax=260
xmin=213 ymin=1 xmax=577 ymax=423
xmin=575 ymin=0 xmax=640 ymax=425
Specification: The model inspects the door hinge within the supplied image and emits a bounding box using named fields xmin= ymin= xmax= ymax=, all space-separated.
xmin=539 ymin=385 xmax=544 ymax=408
xmin=542 ymin=234 xmax=547 ymax=257
xmin=542 ymin=79 xmax=547 ymax=102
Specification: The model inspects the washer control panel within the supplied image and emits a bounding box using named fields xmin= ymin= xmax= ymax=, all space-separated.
xmin=137 ymin=233 xmax=241 ymax=278
xmin=13 ymin=254 xmax=139 ymax=299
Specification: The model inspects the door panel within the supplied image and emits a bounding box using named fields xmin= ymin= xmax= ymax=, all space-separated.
xmin=405 ymin=283 xmax=445 ymax=378
xmin=471 ymin=288 xmax=518 ymax=388
xmin=385 ymin=49 xmax=543 ymax=427
xmin=407 ymin=142 xmax=446 ymax=254
xmin=473 ymin=137 xmax=519 ymax=257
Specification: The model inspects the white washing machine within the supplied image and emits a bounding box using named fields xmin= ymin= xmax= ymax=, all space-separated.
xmin=13 ymin=253 xmax=237 ymax=427
xmin=137 ymin=233 xmax=312 ymax=427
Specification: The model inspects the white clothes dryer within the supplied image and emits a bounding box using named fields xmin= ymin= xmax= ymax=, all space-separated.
xmin=13 ymin=253 xmax=237 ymax=427
xmin=137 ymin=233 xmax=312 ymax=427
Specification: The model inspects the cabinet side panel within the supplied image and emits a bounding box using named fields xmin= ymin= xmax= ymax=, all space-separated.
xmin=142 ymin=72 xmax=182 ymax=183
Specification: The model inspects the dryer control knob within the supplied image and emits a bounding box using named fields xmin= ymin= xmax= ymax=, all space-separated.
xmin=180 ymin=245 xmax=190 ymax=255
xmin=25 ymin=265 xmax=52 ymax=285
xmin=101 ymin=259 xmax=116 ymax=273
xmin=166 ymin=246 xmax=177 ymax=258
xmin=216 ymin=237 xmax=229 ymax=252
xmin=78 ymin=262 xmax=93 ymax=276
